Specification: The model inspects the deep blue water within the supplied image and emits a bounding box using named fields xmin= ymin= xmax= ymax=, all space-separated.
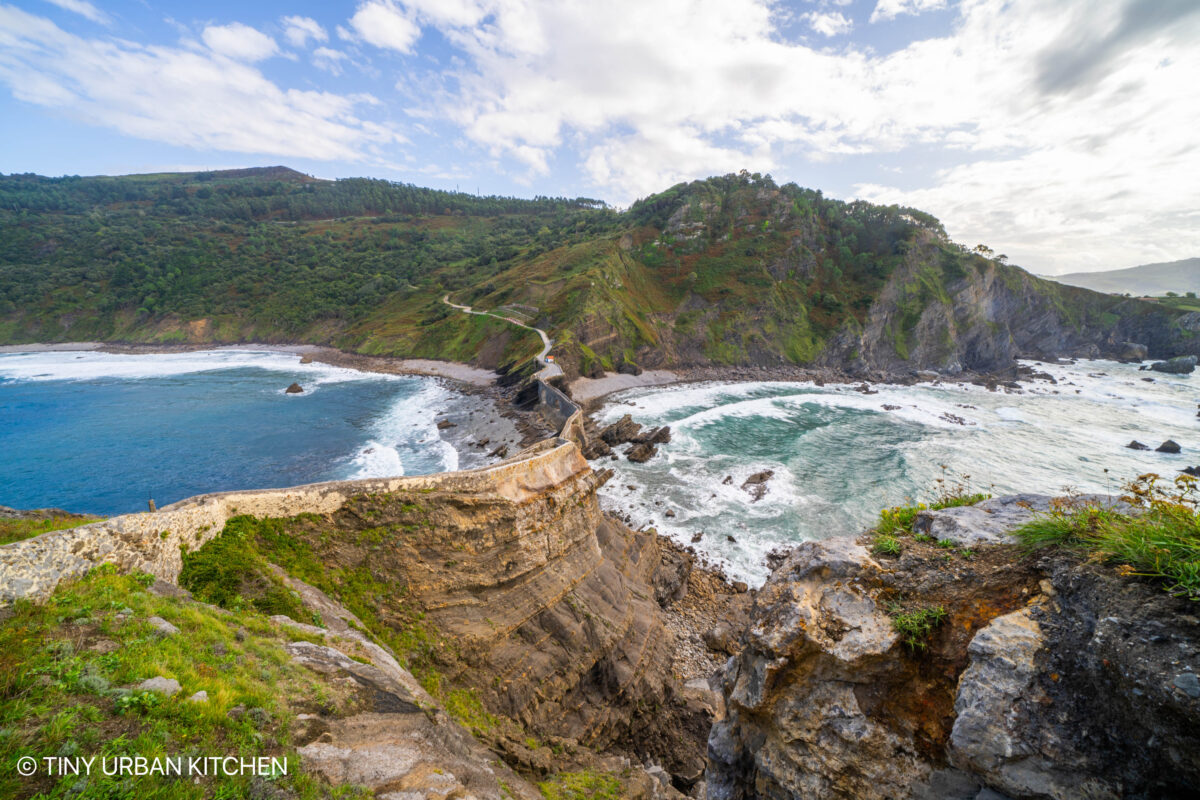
xmin=0 ymin=350 xmax=462 ymax=515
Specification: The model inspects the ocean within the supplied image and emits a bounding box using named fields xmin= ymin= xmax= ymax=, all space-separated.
xmin=594 ymin=359 xmax=1199 ymax=584
xmin=0 ymin=349 xmax=514 ymax=515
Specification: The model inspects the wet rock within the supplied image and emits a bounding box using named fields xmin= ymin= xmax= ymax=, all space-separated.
xmin=1150 ymin=355 xmax=1197 ymax=374
xmin=633 ymin=425 xmax=672 ymax=445
xmin=1127 ymin=440 xmax=1150 ymax=450
xmin=583 ymin=439 xmax=614 ymax=459
xmin=740 ymin=471 xmax=774 ymax=502
xmin=1174 ymin=672 xmax=1200 ymax=698
xmin=600 ymin=414 xmax=643 ymax=445
xmin=1157 ymin=439 xmax=1182 ymax=453
xmin=628 ymin=442 xmax=659 ymax=463
xmin=285 ymin=382 xmax=304 ymax=394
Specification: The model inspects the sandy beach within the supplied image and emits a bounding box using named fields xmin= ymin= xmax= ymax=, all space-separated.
xmin=569 ymin=369 xmax=680 ymax=402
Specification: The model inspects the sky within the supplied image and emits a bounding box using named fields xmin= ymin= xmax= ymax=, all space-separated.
xmin=1 ymin=0 xmax=1198 ymax=275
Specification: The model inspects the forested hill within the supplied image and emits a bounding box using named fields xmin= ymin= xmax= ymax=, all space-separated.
xmin=1 ymin=168 xmax=1194 ymax=377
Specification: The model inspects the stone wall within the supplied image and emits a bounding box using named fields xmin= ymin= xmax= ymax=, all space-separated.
xmin=0 ymin=438 xmax=582 ymax=606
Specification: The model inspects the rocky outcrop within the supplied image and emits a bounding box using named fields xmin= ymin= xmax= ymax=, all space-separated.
xmin=1150 ymin=355 xmax=1197 ymax=374
xmin=707 ymin=495 xmax=1200 ymax=800
xmin=286 ymin=641 xmax=540 ymax=799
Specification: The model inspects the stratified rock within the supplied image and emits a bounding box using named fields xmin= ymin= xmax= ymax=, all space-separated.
xmin=287 ymin=641 xmax=540 ymax=799
xmin=627 ymin=442 xmax=658 ymax=463
xmin=1150 ymin=355 xmax=1197 ymax=374
xmin=285 ymin=382 xmax=304 ymax=394
xmin=632 ymin=425 xmax=672 ymax=445
xmin=1157 ymin=439 xmax=1182 ymax=453
xmin=600 ymin=414 xmax=643 ymax=445
xmin=583 ymin=439 xmax=614 ymax=459
xmin=1126 ymin=440 xmax=1150 ymax=450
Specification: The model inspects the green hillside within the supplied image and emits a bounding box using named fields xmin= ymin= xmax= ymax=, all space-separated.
xmin=1 ymin=168 xmax=1194 ymax=376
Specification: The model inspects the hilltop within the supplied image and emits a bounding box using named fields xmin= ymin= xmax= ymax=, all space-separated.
xmin=1049 ymin=257 xmax=1200 ymax=297
xmin=2 ymin=168 xmax=1196 ymax=378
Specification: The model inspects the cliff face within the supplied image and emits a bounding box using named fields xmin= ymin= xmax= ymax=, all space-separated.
xmin=707 ymin=496 xmax=1200 ymax=800
xmin=281 ymin=447 xmax=710 ymax=781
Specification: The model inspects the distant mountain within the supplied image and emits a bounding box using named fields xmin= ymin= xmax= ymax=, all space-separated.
xmin=1050 ymin=258 xmax=1200 ymax=296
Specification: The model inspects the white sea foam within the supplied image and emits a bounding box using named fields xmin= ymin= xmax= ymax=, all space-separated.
xmin=0 ymin=349 xmax=388 ymax=388
xmin=597 ymin=359 xmax=1197 ymax=586
xmin=345 ymin=380 xmax=459 ymax=479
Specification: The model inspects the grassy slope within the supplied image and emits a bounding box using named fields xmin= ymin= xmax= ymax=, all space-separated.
xmin=0 ymin=566 xmax=360 ymax=800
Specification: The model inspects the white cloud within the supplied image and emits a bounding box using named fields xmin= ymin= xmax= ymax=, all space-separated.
xmin=805 ymin=11 xmax=853 ymax=38
xmin=869 ymin=0 xmax=947 ymax=24
xmin=202 ymin=22 xmax=279 ymax=62
xmin=348 ymin=1 xmax=421 ymax=53
xmin=313 ymin=46 xmax=348 ymax=75
xmin=41 ymin=0 xmax=108 ymax=25
xmin=385 ymin=0 xmax=1200 ymax=271
xmin=0 ymin=6 xmax=402 ymax=161
xmin=282 ymin=15 xmax=327 ymax=48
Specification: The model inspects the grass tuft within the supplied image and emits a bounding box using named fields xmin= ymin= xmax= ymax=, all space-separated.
xmin=1015 ymin=473 xmax=1200 ymax=600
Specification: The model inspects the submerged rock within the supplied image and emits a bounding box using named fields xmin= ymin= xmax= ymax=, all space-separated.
xmin=740 ymin=471 xmax=774 ymax=502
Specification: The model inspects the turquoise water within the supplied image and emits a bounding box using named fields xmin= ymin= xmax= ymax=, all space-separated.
xmin=0 ymin=350 xmax=467 ymax=515
xmin=596 ymin=360 xmax=1199 ymax=584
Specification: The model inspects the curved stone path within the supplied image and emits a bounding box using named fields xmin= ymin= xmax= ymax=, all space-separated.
xmin=441 ymin=294 xmax=562 ymax=379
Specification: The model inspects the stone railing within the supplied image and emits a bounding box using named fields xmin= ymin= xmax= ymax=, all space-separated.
xmin=0 ymin=437 xmax=588 ymax=606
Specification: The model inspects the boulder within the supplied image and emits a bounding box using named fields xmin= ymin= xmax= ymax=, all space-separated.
xmin=627 ymin=442 xmax=658 ymax=463
xmin=136 ymin=676 xmax=181 ymax=696
xmin=1157 ymin=439 xmax=1182 ymax=453
xmin=600 ymin=414 xmax=643 ymax=445
xmin=1150 ymin=355 xmax=1198 ymax=374
xmin=632 ymin=425 xmax=672 ymax=445
xmin=285 ymin=382 xmax=304 ymax=394
xmin=1116 ymin=342 xmax=1149 ymax=362
xmin=147 ymin=615 xmax=180 ymax=637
